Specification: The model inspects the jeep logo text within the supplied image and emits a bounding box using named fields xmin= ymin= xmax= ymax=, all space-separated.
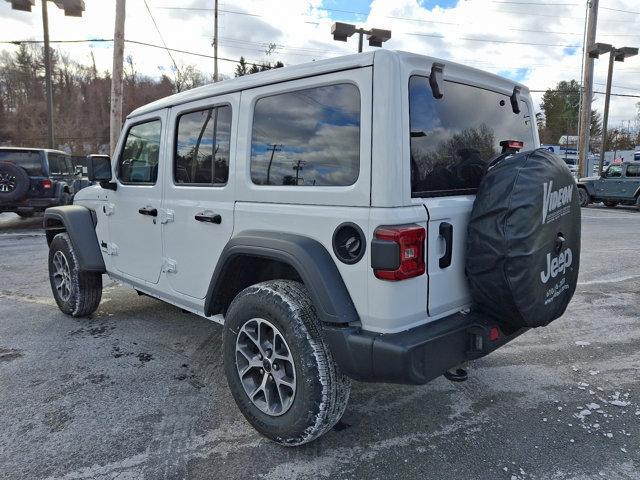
xmin=540 ymin=248 xmax=573 ymax=284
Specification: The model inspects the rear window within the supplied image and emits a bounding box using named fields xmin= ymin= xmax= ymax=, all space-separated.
xmin=0 ymin=150 xmax=43 ymax=175
xmin=409 ymin=76 xmax=535 ymax=197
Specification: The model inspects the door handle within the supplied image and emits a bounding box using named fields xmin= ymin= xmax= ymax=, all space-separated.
xmin=138 ymin=206 xmax=158 ymax=217
xmin=195 ymin=212 xmax=222 ymax=224
xmin=439 ymin=222 xmax=453 ymax=269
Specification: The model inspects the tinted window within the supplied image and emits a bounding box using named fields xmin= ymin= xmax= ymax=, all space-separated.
xmin=175 ymin=105 xmax=231 ymax=185
xmin=118 ymin=120 xmax=162 ymax=184
xmin=626 ymin=165 xmax=640 ymax=177
xmin=0 ymin=151 xmax=43 ymax=175
xmin=409 ymin=76 xmax=535 ymax=196
xmin=49 ymin=154 xmax=72 ymax=174
xmin=250 ymin=83 xmax=360 ymax=186
xmin=606 ymin=165 xmax=622 ymax=178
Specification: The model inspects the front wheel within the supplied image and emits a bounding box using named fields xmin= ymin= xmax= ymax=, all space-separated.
xmin=48 ymin=232 xmax=102 ymax=317
xmin=578 ymin=187 xmax=590 ymax=207
xmin=223 ymin=280 xmax=351 ymax=446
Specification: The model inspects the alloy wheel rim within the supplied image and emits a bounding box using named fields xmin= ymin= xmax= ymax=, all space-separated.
xmin=0 ymin=173 xmax=16 ymax=193
xmin=52 ymin=250 xmax=72 ymax=302
xmin=235 ymin=317 xmax=296 ymax=416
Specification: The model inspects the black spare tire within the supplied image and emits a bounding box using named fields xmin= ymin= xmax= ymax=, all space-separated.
xmin=0 ymin=161 xmax=30 ymax=203
xmin=466 ymin=149 xmax=581 ymax=329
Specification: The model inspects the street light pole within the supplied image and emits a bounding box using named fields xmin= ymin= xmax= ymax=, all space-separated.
xmin=6 ymin=1 xmax=85 ymax=149
xmin=41 ymin=0 xmax=54 ymax=149
xmin=589 ymin=43 xmax=639 ymax=175
xmin=598 ymin=49 xmax=616 ymax=175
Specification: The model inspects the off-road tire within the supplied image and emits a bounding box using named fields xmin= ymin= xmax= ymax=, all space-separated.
xmin=578 ymin=187 xmax=590 ymax=207
xmin=223 ymin=280 xmax=351 ymax=446
xmin=603 ymin=200 xmax=618 ymax=208
xmin=48 ymin=232 xmax=102 ymax=317
xmin=0 ymin=161 xmax=30 ymax=203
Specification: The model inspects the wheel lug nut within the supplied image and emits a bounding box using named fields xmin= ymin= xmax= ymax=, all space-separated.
xmin=258 ymin=353 xmax=263 ymax=360
xmin=260 ymin=368 xmax=264 ymax=374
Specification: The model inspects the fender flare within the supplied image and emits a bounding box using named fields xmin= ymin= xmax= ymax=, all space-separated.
xmin=204 ymin=231 xmax=359 ymax=325
xmin=43 ymin=205 xmax=106 ymax=273
xmin=577 ymin=182 xmax=595 ymax=197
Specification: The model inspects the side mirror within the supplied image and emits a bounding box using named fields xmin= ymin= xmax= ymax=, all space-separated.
xmin=87 ymin=154 xmax=112 ymax=182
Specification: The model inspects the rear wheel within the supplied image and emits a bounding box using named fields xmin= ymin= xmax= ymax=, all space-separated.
xmin=603 ymin=200 xmax=618 ymax=208
xmin=48 ymin=232 xmax=102 ymax=317
xmin=578 ymin=187 xmax=590 ymax=207
xmin=223 ymin=280 xmax=350 ymax=446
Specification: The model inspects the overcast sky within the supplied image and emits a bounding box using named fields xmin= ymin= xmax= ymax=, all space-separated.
xmin=1 ymin=0 xmax=639 ymax=128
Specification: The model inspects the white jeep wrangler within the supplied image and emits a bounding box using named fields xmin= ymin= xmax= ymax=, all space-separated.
xmin=44 ymin=50 xmax=580 ymax=446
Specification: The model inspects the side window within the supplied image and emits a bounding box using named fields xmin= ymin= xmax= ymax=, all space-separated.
xmin=625 ymin=165 xmax=640 ymax=177
xmin=605 ymin=165 xmax=622 ymax=178
xmin=118 ymin=120 xmax=162 ymax=184
xmin=175 ymin=105 xmax=231 ymax=185
xmin=48 ymin=154 xmax=61 ymax=174
xmin=250 ymin=83 xmax=360 ymax=186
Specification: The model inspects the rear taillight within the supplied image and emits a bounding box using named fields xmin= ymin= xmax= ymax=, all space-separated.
xmin=41 ymin=179 xmax=52 ymax=189
xmin=373 ymin=224 xmax=426 ymax=281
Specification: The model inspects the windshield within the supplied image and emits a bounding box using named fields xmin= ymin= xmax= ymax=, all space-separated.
xmin=0 ymin=150 xmax=44 ymax=175
xmin=409 ymin=76 xmax=535 ymax=197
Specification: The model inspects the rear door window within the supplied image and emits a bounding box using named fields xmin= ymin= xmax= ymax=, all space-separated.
xmin=175 ymin=105 xmax=231 ymax=185
xmin=625 ymin=164 xmax=640 ymax=177
xmin=0 ymin=150 xmax=43 ymax=175
xmin=409 ymin=76 xmax=535 ymax=197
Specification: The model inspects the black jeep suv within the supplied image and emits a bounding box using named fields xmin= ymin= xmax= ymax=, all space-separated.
xmin=0 ymin=147 xmax=92 ymax=217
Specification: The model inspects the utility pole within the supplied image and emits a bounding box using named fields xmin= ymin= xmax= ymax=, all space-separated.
xmin=265 ymin=144 xmax=282 ymax=184
xmin=110 ymin=0 xmax=126 ymax=155
xmin=577 ymin=0 xmax=599 ymax=178
xmin=41 ymin=0 xmax=54 ymax=149
xmin=213 ymin=0 xmax=218 ymax=82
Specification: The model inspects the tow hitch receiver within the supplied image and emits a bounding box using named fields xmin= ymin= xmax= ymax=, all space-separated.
xmin=444 ymin=366 xmax=468 ymax=382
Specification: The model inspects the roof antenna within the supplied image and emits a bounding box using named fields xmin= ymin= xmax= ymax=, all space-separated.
xmin=510 ymin=86 xmax=522 ymax=114
xmin=429 ymin=63 xmax=445 ymax=99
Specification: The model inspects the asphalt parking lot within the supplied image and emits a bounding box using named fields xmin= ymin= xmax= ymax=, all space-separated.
xmin=0 ymin=206 xmax=638 ymax=480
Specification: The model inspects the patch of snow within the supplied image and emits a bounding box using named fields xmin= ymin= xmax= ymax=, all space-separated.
xmin=575 ymin=341 xmax=591 ymax=346
xmin=610 ymin=400 xmax=631 ymax=407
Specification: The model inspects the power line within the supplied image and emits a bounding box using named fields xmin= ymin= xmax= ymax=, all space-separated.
xmin=143 ymin=0 xmax=179 ymax=73
xmin=0 ymin=38 xmax=266 ymax=67
xmin=530 ymin=89 xmax=640 ymax=99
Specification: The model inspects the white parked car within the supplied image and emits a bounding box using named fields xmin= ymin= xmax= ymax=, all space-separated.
xmin=43 ymin=50 xmax=580 ymax=445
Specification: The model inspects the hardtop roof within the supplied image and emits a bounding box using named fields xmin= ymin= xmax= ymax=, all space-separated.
xmin=128 ymin=50 xmax=530 ymax=119
xmin=0 ymin=147 xmax=69 ymax=155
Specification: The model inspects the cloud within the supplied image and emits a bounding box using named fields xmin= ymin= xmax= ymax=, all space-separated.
xmin=0 ymin=0 xmax=639 ymax=127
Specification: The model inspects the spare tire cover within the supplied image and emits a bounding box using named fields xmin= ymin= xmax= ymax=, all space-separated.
xmin=466 ymin=149 xmax=581 ymax=329
xmin=0 ymin=161 xmax=30 ymax=203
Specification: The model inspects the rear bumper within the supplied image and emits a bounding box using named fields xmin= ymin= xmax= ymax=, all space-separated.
xmin=0 ymin=197 xmax=62 ymax=212
xmin=322 ymin=311 xmax=527 ymax=384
